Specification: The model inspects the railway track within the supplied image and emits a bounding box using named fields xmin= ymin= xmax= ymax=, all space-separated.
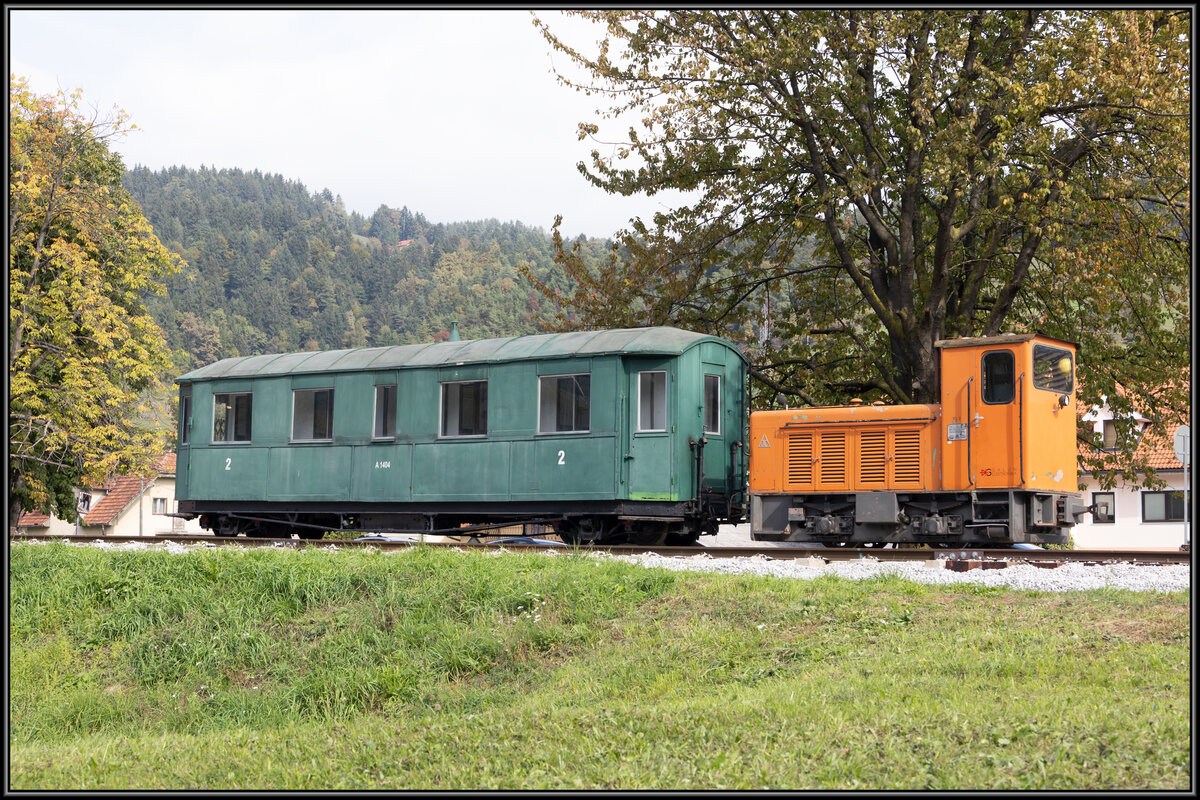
xmin=10 ymin=532 xmax=1192 ymax=566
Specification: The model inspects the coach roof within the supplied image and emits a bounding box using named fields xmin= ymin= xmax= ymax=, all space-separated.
xmin=175 ymin=326 xmax=746 ymax=382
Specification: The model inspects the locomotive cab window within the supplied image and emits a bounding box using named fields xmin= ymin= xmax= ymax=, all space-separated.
xmin=704 ymin=374 xmax=721 ymax=434
xmin=638 ymin=371 xmax=667 ymax=432
xmin=442 ymin=380 xmax=487 ymax=437
xmin=981 ymin=351 xmax=1015 ymax=404
xmin=374 ymin=384 xmax=397 ymax=439
xmin=1033 ymin=345 xmax=1074 ymax=394
xmin=213 ymin=392 xmax=252 ymax=442
xmin=539 ymin=374 xmax=590 ymax=433
xmin=292 ymin=388 xmax=334 ymax=441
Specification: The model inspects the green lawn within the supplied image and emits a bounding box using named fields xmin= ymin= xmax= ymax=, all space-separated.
xmin=9 ymin=542 xmax=1191 ymax=790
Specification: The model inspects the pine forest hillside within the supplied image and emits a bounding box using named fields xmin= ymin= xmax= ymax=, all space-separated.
xmin=123 ymin=165 xmax=606 ymax=373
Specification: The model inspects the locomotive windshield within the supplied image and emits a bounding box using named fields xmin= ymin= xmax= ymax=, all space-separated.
xmin=1032 ymin=345 xmax=1074 ymax=394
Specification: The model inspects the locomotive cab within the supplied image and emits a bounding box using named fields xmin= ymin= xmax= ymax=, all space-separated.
xmin=937 ymin=333 xmax=1087 ymax=540
xmin=749 ymin=333 xmax=1087 ymax=547
xmin=938 ymin=334 xmax=1077 ymax=495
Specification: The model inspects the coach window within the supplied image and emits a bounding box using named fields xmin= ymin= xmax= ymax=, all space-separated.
xmin=213 ymin=392 xmax=253 ymax=442
xmin=292 ymin=388 xmax=334 ymax=441
xmin=442 ymin=380 xmax=487 ymax=437
xmin=1033 ymin=345 xmax=1074 ymax=394
xmin=539 ymin=374 xmax=590 ymax=433
xmin=981 ymin=351 xmax=1015 ymax=404
xmin=1091 ymin=491 xmax=1115 ymax=524
xmin=179 ymin=387 xmax=192 ymax=445
xmin=703 ymin=374 xmax=722 ymax=435
xmin=638 ymin=371 xmax=667 ymax=432
xmin=374 ymin=384 xmax=397 ymax=439
xmin=1142 ymin=490 xmax=1185 ymax=523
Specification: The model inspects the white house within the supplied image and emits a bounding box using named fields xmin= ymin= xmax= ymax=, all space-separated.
xmin=15 ymin=453 xmax=204 ymax=537
xmin=1073 ymin=405 xmax=1190 ymax=550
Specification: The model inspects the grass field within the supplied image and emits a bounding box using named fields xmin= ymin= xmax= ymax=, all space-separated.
xmin=8 ymin=541 xmax=1191 ymax=790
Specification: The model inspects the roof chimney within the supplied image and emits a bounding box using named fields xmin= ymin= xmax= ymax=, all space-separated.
xmin=448 ymin=321 xmax=461 ymax=342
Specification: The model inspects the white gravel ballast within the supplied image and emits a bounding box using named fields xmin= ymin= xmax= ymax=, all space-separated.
xmin=610 ymin=551 xmax=1191 ymax=594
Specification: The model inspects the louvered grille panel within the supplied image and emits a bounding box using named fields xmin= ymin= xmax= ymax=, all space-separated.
xmin=786 ymin=434 xmax=813 ymax=487
xmin=859 ymin=430 xmax=886 ymax=484
xmin=820 ymin=432 xmax=846 ymax=484
xmin=894 ymin=429 xmax=922 ymax=484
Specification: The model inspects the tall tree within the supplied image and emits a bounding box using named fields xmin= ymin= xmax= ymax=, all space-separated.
xmin=9 ymin=78 xmax=182 ymax=524
xmin=531 ymin=10 xmax=1190 ymax=471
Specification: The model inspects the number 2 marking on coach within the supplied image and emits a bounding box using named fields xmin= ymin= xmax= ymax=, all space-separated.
xmin=225 ymin=458 xmax=231 ymax=471
xmin=558 ymin=450 xmax=565 ymax=466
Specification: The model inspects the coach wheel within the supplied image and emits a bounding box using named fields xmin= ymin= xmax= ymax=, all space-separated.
xmin=626 ymin=522 xmax=670 ymax=547
xmin=259 ymin=521 xmax=294 ymax=539
xmin=211 ymin=515 xmax=242 ymax=538
xmin=557 ymin=517 xmax=609 ymax=545
xmin=665 ymin=529 xmax=701 ymax=546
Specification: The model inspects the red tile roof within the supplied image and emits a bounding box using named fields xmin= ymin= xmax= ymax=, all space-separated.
xmin=14 ymin=454 xmax=178 ymax=529
xmin=1140 ymin=422 xmax=1189 ymax=471
xmin=84 ymin=474 xmax=158 ymax=527
xmin=83 ymin=453 xmax=178 ymax=526
xmin=1080 ymin=421 xmax=1189 ymax=473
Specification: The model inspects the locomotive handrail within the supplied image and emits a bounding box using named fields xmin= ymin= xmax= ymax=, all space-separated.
xmin=966 ymin=377 xmax=975 ymax=488
xmin=1018 ymin=372 xmax=1025 ymax=488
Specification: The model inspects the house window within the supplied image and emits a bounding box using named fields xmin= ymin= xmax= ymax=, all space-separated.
xmin=213 ymin=392 xmax=253 ymax=442
xmin=1032 ymin=345 xmax=1073 ymax=394
xmin=152 ymin=497 xmax=168 ymax=515
xmin=539 ymin=374 xmax=590 ymax=433
xmin=1100 ymin=419 xmax=1142 ymax=451
xmin=704 ymin=374 xmax=721 ymax=434
xmin=1142 ymin=491 xmax=1185 ymax=523
xmin=374 ymin=384 xmax=397 ymax=439
xmin=1091 ymin=491 xmax=1115 ymax=524
xmin=981 ymin=351 xmax=1015 ymax=404
xmin=293 ymin=388 xmax=334 ymax=441
xmin=442 ymin=381 xmax=487 ymax=437
xmin=1101 ymin=420 xmax=1118 ymax=450
xmin=638 ymin=371 xmax=667 ymax=432
xmin=77 ymin=493 xmax=92 ymax=513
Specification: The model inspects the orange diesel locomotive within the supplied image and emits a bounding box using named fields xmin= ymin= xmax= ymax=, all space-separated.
xmin=749 ymin=333 xmax=1088 ymax=546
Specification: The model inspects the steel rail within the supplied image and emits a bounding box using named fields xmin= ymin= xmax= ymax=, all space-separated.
xmin=10 ymin=533 xmax=1192 ymax=565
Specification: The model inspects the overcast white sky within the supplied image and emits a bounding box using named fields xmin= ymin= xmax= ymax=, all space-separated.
xmin=10 ymin=8 xmax=679 ymax=238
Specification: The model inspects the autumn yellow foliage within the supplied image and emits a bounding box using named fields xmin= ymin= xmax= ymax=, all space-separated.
xmin=9 ymin=77 xmax=183 ymax=522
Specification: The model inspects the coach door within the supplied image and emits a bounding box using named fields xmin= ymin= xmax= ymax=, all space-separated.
xmin=625 ymin=360 xmax=676 ymax=501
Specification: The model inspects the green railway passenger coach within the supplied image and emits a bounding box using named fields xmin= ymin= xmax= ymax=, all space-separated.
xmin=174 ymin=327 xmax=748 ymax=545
